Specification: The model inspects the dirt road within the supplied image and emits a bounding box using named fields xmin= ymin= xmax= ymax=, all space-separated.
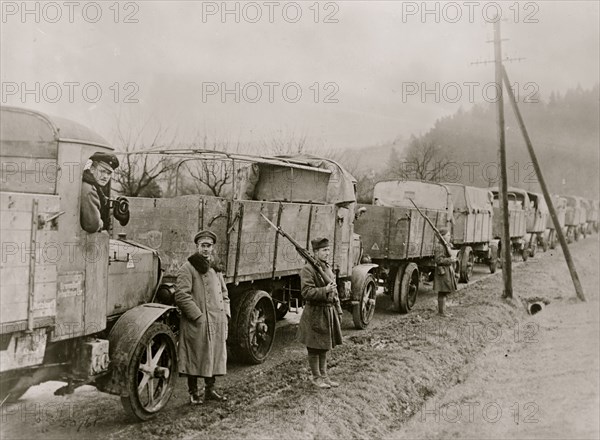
xmin=392 ymin=273 xmax=600 ymax=439
xmin=1 ymin=237 xmax=598 ymax=439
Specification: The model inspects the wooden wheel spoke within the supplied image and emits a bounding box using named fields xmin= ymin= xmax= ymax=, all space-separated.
xmin=151 ymin=342 xmax=166 ymax=368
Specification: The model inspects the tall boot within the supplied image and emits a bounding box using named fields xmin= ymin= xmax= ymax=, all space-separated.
xmin=438 ymin=293 xmax=448 ymax=317
xmin=308 ymin=352 xmax=329 ymax=389
xmin=204 ymin=376 xmax=227 ymax=402
xmin=188 ymin=376 xmax=202 ymax=405
xmin=319 ymin=351 xmax=338 ymax=387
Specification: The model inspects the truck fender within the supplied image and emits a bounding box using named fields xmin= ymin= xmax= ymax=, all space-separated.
xmin=97 ymin=303 xmax=177 ymax=396
xmin=350 ymin=264 xmax=378 ymax=301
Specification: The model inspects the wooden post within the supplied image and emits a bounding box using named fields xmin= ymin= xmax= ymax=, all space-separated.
xmin=493 ymin=18 xmax=513 ymax=298
xmin=502 ymin=66 xmax=586 ymax=302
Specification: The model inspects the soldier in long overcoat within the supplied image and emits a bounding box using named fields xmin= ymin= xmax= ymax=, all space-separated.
xmin=175 ymin=230 xmax=231 ymax=404
xmin=434 ymin=227 xmax=457 ymax=317
xmin=297 ymin=237 xmax=343 ymax=389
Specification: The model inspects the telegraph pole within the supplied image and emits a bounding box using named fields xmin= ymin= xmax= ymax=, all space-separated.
xmin=493 ymin=18 xmax=513 ymax=299
xmin=502 ymin=66 xmax=586 ymax=302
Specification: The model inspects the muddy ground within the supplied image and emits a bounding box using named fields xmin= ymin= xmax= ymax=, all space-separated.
xmin=1 ymin=236 xmax=598 ymax=439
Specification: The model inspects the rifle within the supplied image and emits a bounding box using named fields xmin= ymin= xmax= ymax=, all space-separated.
xmin=408 ymin=198 xmax=453 ymax=257
xmin=260 ymin=213 xmax=342 ymax=313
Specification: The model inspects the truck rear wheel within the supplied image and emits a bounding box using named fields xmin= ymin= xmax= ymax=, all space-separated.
xmin=529 ymin=238 xmax=537 ymax=258
xmin=488 ymin=244 xmax=498 ymax=274
xmin=393 ymin=263 xmax=419 ymax=314
xmin=459 ymin=247 xmax=474 ymax=283
xmin=235 ymin=290 xmax=275 ymax=364
xmin=352 ymin=274 xmax=377 ymax=329
xmin=121 ymin=322 xmax=177 ymax=421
xmin=548 ymin=230 xmax=557 ymax=249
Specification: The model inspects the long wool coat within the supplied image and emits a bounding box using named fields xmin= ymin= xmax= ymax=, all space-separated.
xmin=175 ymin=253 xmax=231 ymax=377
xmin=80 ymin=180 xmax=105 ymax=233
xmin=433 ymin=242 xmax=458 ymax=294
xmin=297 ymin=261 xmax=343 ymax=350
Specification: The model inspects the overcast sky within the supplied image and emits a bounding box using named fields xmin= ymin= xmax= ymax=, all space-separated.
xmin=2 ymin=1 xmax=598 ymax=151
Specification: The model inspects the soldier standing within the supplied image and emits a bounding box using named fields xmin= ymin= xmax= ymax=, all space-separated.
xmin=297 ymin=237 xmax=343 ymax=389
xmin=175 ymin=230 xmax=230 ymax=405
xmin=434 ymin=227 xmax=458 ymax=317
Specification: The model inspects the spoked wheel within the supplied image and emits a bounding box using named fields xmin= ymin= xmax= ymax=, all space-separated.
xmin=548 ymin=230 xmax=557 ymax=249
xmin=488 ymin=244 xmax=498 ymax=273
xmin=236 ymin=290 xmax=275 ymax=364
xmin=352 ymin=274 xmax=377 ymax=329
xmin=271 ymin=288 xmax=289 ymax=321
xmin=540 ymin=235 xmax=548 ymax=252
xmin=393 ymin=263 xmax=419 ymax=314
xmin=529 ymin=238 xmax=537 ymax=258
xmin=459 ymin=246 xmax=474 ymax=283
xmin=121 ymin=322 xmax=177 ymax=421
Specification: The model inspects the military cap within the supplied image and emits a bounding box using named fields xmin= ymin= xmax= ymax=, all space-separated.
xmin=311 ymin=237 xmax=330 ymax=251
xmin=194 ymin=229 xmax=217 ymax=244
xmin=90 ymin=152 xmax=119 ymax=170
xmin=439 ymin=227 xmax=450 ymax=236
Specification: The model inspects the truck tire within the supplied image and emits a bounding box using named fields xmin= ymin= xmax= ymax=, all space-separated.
xmin=235 ymin=290 xmax=275 ymax=365
xmin=397 ymin=263 xmax=419 ymax=314
xmin=459 ymin=246 xmax=474 ymax=283
xmin=521 ymin=245 xmax=529 ymax=262
xmin=549 ymin=230 xmax=557 ymax=250
xmin=529 ymin=238 xmax=537 ymax=258
xmin=488 ymin=244 xmax=498 ymax=274
xmin=540 ymin=235 xmax=548 ymax=252
xmin=121 ymin=322 xmax=177 ymax=421
xmin=352 ymin=274 xmax=377 ymax=329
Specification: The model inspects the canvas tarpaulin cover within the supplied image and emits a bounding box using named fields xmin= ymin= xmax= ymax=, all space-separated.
xmin=373 ymin=180 xmax=451 ymax=212
xmin=275 ymin=154 xmax=357 ymax=204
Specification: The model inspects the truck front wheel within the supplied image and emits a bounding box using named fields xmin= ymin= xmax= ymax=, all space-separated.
xmin=121 ymin=322 xmax=177 ymax=421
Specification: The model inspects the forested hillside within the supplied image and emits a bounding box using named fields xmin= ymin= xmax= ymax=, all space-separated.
xmin=345 ymin=84 xmax=599 ymax=202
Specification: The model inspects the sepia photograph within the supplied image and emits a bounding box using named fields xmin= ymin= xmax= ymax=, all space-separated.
xmin=1 ymin=1 xmax=598 ymax=439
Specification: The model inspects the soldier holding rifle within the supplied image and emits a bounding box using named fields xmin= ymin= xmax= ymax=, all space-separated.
xmin=260 ymin=213 xmax=343 ymax=389
xmin=408 ymin=199 xmax=457 ymax=317
xmin=297 ymin=237 xmax=343 ymax=389
xmin=434 ymin=228 xmax=458 ymax=317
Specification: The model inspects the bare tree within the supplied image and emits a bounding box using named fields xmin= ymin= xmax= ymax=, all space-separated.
xmin=387 ymin=136 xmax=451 ymax=182
xmin=175 ymin=135 xmax=243 ymax=197
xmin=111 ymin=118 xmax=177 ymax=197
xmin=262 ymin=129 xmax=308 ymax=155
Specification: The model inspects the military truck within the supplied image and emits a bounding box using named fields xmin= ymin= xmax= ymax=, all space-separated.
xmin=0 ymin=106 xmax=179 ymax=421
xmin=489 ymin=187 xmax=530 ymax=261
xmin=113 ymin=150 xmax=379 ymax=340
xmin=354 ymin=180 xmax=454 ymax=313
xmin=564 ymin=195 xmax=586 ymax=242
xmin=525 ymin=191 xmax=550 ymax=256
xmin=545 ymin=195 xmax=567 ymax=249
xmin=442 ymin=183 xmax=498 ymax=281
